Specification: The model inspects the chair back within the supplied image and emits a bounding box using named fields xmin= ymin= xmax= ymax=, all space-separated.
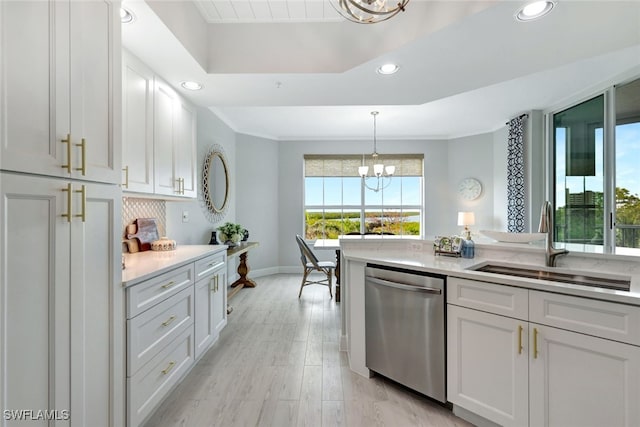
xmin=296 ymin=235 xmax=320 ymax=268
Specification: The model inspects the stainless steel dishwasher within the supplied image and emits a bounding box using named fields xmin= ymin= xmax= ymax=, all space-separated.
xmin=365 ymin=264 xmax=446 ymax=403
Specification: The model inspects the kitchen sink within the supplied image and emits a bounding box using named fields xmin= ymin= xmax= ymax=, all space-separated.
xmin=469 ymin=262 xmax=631 ymax=292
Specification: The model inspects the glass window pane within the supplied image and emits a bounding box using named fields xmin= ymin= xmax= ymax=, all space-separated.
xmin=401 ymin=177 xmax=422 ymax=205
xmin=324 ymin=177 xmax=342 ymax=206
xmin=343 ymin=177 xmax=361 ymax=205
xmin=305 ymin=209 xmax=324 ymax=239
xmin=382 ymin=178 xmax=401 ymax=205
xmin=615 ymin=78 xmax=640 ymax=249
xmin=364 ymin=181 xmax=383 ymax=205
xmin=342 ymin=209 xmax=362 ymax=235
xmin=323 ymin=209 xmax=343 ymax=239
xmin=553 ymin=95 xmax=604 ymax=245
xmin=364 ymin=209 xmax=383 ymax=234
xmin=305 ymin=177 xmax=323 ymax=205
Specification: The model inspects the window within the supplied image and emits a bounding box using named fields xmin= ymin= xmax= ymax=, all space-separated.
xmin=551 ymin=77 xmax=640 ymax=253
xmin=304 ymin=154 xmax=423 ymax=239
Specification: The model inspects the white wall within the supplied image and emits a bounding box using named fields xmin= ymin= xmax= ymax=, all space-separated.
xmin=277 ymin=138 xmax=450 ymax=269
xmin=235 ymin=133 xmax=280 ymax=275
xmin=447 ymin=132 xmax=496 ymax=235
xmin=493 ymin=126 xmax=509 ymax=230
xmin=166 ymin=106 xmax=237 ymax=244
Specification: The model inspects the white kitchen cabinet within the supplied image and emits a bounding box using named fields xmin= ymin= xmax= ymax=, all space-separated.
xmin=447 ymin=305 xmax=529 ymax=427
xmin=153 ymin=78 xmax=197 ymax=198
xmin=0 ymin=0 xmax=120 ymax=184
xmin=0 ymin=172 xmax=124 ymax=427
xmin=194 ymin=253 xmax=227 ymax=359
xmin=122 ymin=49 xmax=155 ymax=193
xmin=448 ymin=277 xmax=640 ymax=427
xmin=529 ymin=323 xmax=640 ymax=427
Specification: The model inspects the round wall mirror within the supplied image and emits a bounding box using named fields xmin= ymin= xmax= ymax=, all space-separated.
xmin=203 ymin=144 xmax=229 ymax=222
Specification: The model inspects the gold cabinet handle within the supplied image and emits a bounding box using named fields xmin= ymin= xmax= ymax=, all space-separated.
xmin=161 ymin=315 xmax=177 ymax=327
xmin=61 ymin=183 xmax=73 ymax=222
xmin=161 ymin=281 xmax=176 ymax=289
xmin=161 ymin=361 xmax=176 ymax=375
xmin=518 ymin=325 xmax=523 ymax=355
xmin=533 ymin=327 xmax=539 ymax=359
xmin=75 ymin=138 xmax=86 ymax=175
xmin=210 ymin=277 xmax=215 ymax=293
xmin=61 ymin=134 xmax=72 ymax=173
xmin=123 ymin=166 xmax=129 ymax=188
xmin=74 ymin=185 xmax=86 ymax=222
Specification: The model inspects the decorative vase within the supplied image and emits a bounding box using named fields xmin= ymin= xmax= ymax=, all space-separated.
xmin=242 ymin=229 xmax=249 ymax=242
xmin=209 ymin=231 xmax=219 ymax=245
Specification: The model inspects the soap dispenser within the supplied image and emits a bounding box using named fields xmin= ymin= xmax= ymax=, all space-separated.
xmin=461 ymin=229 xmax=475 ymax=259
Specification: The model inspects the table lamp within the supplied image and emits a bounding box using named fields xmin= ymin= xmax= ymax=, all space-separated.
xmin=457 ymin=212 xmax=475 ymax=240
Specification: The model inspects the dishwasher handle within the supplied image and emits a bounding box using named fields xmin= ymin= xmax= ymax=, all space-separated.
xmin=366 ymin=276 xmax=442 ymax=294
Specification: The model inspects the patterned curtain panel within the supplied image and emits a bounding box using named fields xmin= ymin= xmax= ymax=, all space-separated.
xmin=507 ymin=115 xmax=526 ymax=232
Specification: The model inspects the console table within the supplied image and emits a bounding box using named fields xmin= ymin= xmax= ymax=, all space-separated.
xmin=227 ymin=241 xmax=259 ymax=300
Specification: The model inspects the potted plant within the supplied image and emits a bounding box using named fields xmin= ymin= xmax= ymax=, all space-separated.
xmin=217 ymin=222 xmax=245 ymax=247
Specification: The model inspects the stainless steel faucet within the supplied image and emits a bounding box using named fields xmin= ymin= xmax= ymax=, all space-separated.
xmin=538 ymin=201 xmax=569 ymax=267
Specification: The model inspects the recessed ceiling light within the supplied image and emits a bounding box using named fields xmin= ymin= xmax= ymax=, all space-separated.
xmin=180 ymin=81 xmax=203 ymax=91
xmin=377 ymin=63 xmax=400 ymax=75
xmin=515 ymin=1 xmax=555 ymax=22
xmin=120 ymin=7 xmax=135 ymax=24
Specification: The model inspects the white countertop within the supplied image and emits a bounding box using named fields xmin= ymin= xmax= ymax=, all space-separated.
xmin=122 ymin=245 xmax=227 ymax=287
xmin=340 ymin=241 xmax=640 ymax=306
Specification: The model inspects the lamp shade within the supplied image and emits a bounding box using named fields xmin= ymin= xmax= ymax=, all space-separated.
xmin=457 ymin=212 xmax=475 ymax=227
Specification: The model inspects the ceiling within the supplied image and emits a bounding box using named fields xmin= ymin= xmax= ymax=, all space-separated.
xmin=121 ymin=1 xmax=640 ymax=141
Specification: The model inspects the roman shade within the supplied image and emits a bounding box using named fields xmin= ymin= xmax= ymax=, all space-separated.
xmin=304 ymin=154 xmax=423 ymax=177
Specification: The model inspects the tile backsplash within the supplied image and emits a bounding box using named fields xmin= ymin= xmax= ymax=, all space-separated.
xmin=122 ymin=197 xmax=166 ymax=238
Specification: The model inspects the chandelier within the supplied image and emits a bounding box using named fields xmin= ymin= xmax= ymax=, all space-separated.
xmin=358 ymin=111 xmax=395 ymax=192
xmin=329 ymin=0 xmax=410 ymax=24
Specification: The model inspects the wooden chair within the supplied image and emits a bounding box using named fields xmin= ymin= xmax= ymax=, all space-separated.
xmin=295 ymin=235 xmax=336 ymax=298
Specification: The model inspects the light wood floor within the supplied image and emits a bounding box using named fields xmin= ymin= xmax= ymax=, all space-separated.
xmin=143 ymin=274 xmax=473 ymax=427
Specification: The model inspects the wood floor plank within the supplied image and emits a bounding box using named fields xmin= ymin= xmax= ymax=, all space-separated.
xmin=141 ymin=274 xmax=471 ymax=427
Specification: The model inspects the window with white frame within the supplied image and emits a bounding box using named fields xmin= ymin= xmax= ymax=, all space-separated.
xmin=303 ymin=154 xmax=424 ymax=239
xmin=550 ymin=77 xmax=640 ymax=254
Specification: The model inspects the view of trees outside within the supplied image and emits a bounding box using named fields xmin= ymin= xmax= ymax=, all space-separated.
xmin=304 ymin=175 xmax=422 ymax=240
xmin=304 ymin=210 xmax=420 ymax=239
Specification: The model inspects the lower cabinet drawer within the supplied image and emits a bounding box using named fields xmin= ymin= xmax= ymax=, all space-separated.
xmin=128 ymin=286 xmax=194 ymax=376
xmin=448 ymin=276 xmax=529 ymax=320
xmin=127 ymin=327 xmax=195 ymax=427
xmin=127 ymin=264 xmax=194 ymax=318
xmin=530 ymin=290 xmax=640 ymax=345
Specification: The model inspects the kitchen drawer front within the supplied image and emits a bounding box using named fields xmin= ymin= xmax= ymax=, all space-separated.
xmin=127 ymin=264 xmax=194 ymax=318
xmin=448 ymin=277 xmax=528 ymax=320
xmin=127 ymin=327 xmax=194 ymax=427
xmin=194 ymin=252 xmax=226 ymax=281
xmin=128 ymin=286 xmax=194 ymax=376
xmin=530 ymin=291 xmax=640 ymax=345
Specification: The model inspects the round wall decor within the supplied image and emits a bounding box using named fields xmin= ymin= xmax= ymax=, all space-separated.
xmin=458 ymin=178 xmax=482 ymax=201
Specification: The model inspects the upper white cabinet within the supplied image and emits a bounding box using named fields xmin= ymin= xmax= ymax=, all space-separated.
xmin=122 ymin=51 xmax=197 ymax=199
xmin=122 ymin=50 xmax=154 ymax=193
xmin=0 ymin=0 xmax=120 ymax=184
xmin=153 ymin=78 xmax=197 ymax=198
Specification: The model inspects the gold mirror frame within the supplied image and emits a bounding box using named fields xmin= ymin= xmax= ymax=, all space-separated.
xmin=202 ymin=144 xmax=229 ymax=222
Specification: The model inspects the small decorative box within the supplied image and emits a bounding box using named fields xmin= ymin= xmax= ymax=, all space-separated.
xmin=434 ymin=235 xmax=463 ymax=257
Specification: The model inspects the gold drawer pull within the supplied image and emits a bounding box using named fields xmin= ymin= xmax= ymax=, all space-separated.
xmin=61 ymin=183 xmax=72 ymax=222
xmin=533 ymin=327 xmax=539 ymax=359
xmin=161 ymin=361 xmax=176 ymax=375
xmin=75 ymin=138 xmax=86 ymax=175
xmin=61 ymin=134 xmax=71 ymax=173
xmin=162 ymin=315 xmax=177 ymax=327
xmin=74 ymin=185 xmax=86 ymax=222
xmin=517 ymin=325 xmax=523 ymax=355
xmin=161 ymin=281 xmax=176 ymax=289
